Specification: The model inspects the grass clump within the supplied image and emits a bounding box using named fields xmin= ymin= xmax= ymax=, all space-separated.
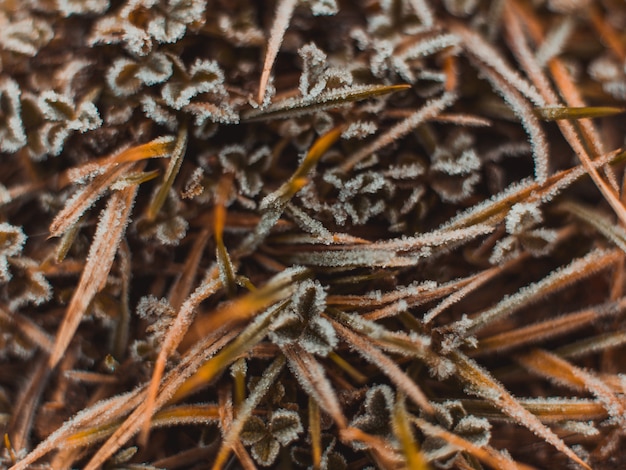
xmin=2 ymin=1 xmax=626 ymax=469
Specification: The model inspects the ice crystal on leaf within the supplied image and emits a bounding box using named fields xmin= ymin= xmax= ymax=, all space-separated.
xmin=0 ymin=223 xmax=26 ymax=283
xmin=0 ymin=78 xmax=27 ymax=153
xmin=298 ymin=43 xmax=352 ymax=100
xmin=241 ymin=409 xmax=303 ymax=467
xmin=270 ymin=279 xmax=337 ymax=356
xmin=35 ymin=91 xmax=102 ymax=157
xmin=218 ymin=144 xmax=271 ymax=198
xmin=161 ymin=58 xmax=226 ymax=110
xmin=0 ymin=12 xmax=53 ymax=56
xmin=106 ymin=53 xmax=173 ymax=97
xmin=90 ymin=0 xmax=205 ymax=56
xmin=490 ymin=202 xmax=557 ymax=264
xmin=58 ymin=0 xmax=110 ymax=16
xmin=429 ymin=130 xmax=482 ymax=203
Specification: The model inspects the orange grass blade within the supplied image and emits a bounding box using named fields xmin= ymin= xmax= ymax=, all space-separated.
xmin=49 ymin=182 xmax=139 ymax=368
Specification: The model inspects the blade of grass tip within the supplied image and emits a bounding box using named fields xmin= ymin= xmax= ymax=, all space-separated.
xmin=145 ymin=123 xmax=188 ymax=222
xmin=282 ymin=344 xmax=347 ymax=428
xmin=392 ymin=393 xmax=429 ymax=470
xmin=215 ymin=173 xmax=237 ymax=297
xmin=244 ymin=84 xmax=411 ymax=121
xmin=309 ymin=397 xmax=322 ymax=470
xmin=535 ymin=106 xmax=626 ymax=121
xmin=139 ymin=272 xmax=222 ymax=446
xmin=54 ymin=214 xmax=84 ymax=262
xmin=49 ymin=162 xmax=134 ymax=238
xmin=258 ymin=0 xmax=297 ymax=104
xmin=448 ymin=351 xmax=592 ymax=470
xmin=237 ymin=127 xmax=342 ymax=255
xmin=49 ymin=183 xmax=139 ymax=369
xmin=212 ymin=356 xmax=286 ymax=470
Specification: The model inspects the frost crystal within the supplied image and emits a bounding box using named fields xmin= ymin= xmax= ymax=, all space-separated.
xmin=269 ymin=279 xmax=337 ymax=356
xmin=0 ymin=78 xmax=27 ymax=153
xmin=0 ymin=12 xmax=53 ymax=56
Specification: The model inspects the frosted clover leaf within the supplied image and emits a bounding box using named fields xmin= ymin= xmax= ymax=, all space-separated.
xmin=490 ymin=202 xmax=557 ymax=264
xmin=241 ymin=409 xmax=303 ymax=467
xmin=298 ymin=43 xmax=352 ymax=100
xmin=106 ymin=52 xmax=173 ymax=97
xmin=161 ymin=58 xmax=226 ymax=110
xmin=0 ymin=78 xmax=27 ymax=153
xmin=302 ymin=0 xmax=338 ymax=16
xmin=429 ymin=130 xmax=482 ymax=203
xmin=0 ymin=12 xmax=53 ymax=56
xmin=422 ymin=401 xmax=491 ymax=462
xmin=36 ymin=91 xmax=102 ymax=157
xmin=349 ymin=384 xmax=395 ymax=450
xmin=218 ymin=144 xmax=271 ymax=198
xmin=147 ymin=0 xmax=206 ymax=44
xmin=269 ymin=279 xmax=337 ymax=356
xmin=0 ymin=223 xmax=26 ymax=283
xmin=90 ymin=0 xmax=205 ymax=56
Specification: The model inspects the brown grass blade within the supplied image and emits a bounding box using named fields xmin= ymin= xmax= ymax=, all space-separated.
xmin=258 ymin=0 xmax=297 ymax=104
xmin=474 ymin=297 xmax=626 ymax=356
xmin=282 ymin=343 xmax=347 ymax=428
xmin=49 ymin=182 xmax=139 ymax=368
xmin=517 ymin=349 xmax=626 ymax=423
xmin=535 ymin=106 xmax=625 ymax=121
xmin=449 ymin=351 xmax=591 ymax=470
xmin=333 ymin=321 xmax=434 ymax=415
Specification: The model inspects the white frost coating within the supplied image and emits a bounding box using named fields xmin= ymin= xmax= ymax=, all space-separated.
xmin=141 ymin=95 xmax=178 ymax=130
xmin=305 ymin=0 xmax=339 ymax=16
xmin=0 ymin=223 xmax=26 ymax=257
xmin=0 ymin=78 xmax=26 ymax=153
xmin=341 ymin=121 xmax=377 ymax=140
xmin=58 ymin=0 xmax=110 ymax=16
xmin=162 ymin=59 xmax=225 ymax=110
xmin=504 ymin=202 xmax=543 ymax=234
xmin=536 ymin=18 xmax=574 ymax=66
xmin=0 ymin=13 xmax=53 ymax=56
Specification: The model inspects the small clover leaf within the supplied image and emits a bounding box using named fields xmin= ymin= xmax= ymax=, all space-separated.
xmin=241 ymin=409 xmax=303 ymax=467
xmin=0 ymin=78 xmax=27 ymax=153
xmin=270 ymin=279 xmax=337 ymax=356
xmin=349 ymin=384 xmax=395 ymax=449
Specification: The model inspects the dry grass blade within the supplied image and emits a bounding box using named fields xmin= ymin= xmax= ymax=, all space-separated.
xmin=559 ymin=201 xmax=626 ymax=254
xmin=333 ymin=321 xmax=434 ymax=415
xmin=282 ymin=343 xmax=347 ymax=428
xmin=139 ymin=272 xmax=221 ymax=446
xmin=556 ymin=331 xmax=626 ymax=359
xmin=517 ymin=349 xmax=626 ymax=423
xmin=535 ymin=106 xmax=626 ymax=121
xmin=145 ymin=124 xmax=188 ymax=221
xmin=48 ymin=183 xmax=139 ymax=368
xmin=448 ymin=351 xmax=591 ymax=470
xmin=474 ymin=297 xmax=626 ymax=356
xmin=463 ymin=249 xmax=621 ymax=336
xmin=244 ymin=84 xmax=411 ymax=121
xmin=258 ymin=0 xmax=297 ymax=104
